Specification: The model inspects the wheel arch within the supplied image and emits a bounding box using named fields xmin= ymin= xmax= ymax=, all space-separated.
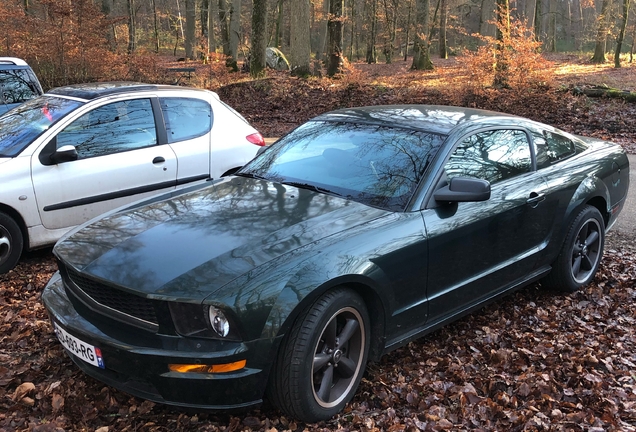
xmin=0 ymin=203 xmax=29 ymax=251
xmin=584 ymin=195 xmax=610 ymax=228
xmin=260 ymin=272 xmax=390 ymax=384
xmin=567 ymin=175 xmax=611 ymax=229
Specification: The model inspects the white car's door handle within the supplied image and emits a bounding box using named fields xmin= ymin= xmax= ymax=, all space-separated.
xmin=152 ymin=156 xmax=165 ymax=164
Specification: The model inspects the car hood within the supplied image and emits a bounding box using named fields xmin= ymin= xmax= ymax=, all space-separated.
xmin=54 ymin=177 xmax=388 ymax=300
xmin=0 ymin=158 xmax=10 ymax=165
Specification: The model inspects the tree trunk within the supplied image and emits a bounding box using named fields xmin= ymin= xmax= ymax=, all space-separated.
xmin=404 ymin=0 xmax=412 ymax=60
xmin=480 ymin=0 xmax=496 ymax=38
xmin=591 ymin=0 xmax=611 ymax=63
xmin=411 ymin=0 xmax=433 ymax=70
xmin=547 ymin=0 xmax=556 ymax=51
xmin=614 ymin=0 xmax=630 ymax=67
xmin=126 ymin=0 xmax=136 ymax=54
xmin=290 ymin=0 xmax=311 ymax=75
xmin=327 ymin=0 xmax=345 ymax=75
xmin=250 ymin=0 xmax=268 ymax=77
xmin=366 ymin=0 xmax=377 ymax=63
xmin=631 ymin=22 xmax=636 ymax=62
xmin=493 ymin=0 xmax=511 ymax=87
xmin=314 ymin=0 xmax=329 ymax=62
xmin=146 ymin=0 xmax=159 ymax=53
xmin=229 ymin=0 xmax=241 ymax=61
xmin=349 ymin=0 xmax=356 ymax=60
xmin=201 ymin=0 xmax=209 ymax=38
xmin=534 ymin=0 xmax=542 ymax=41
xmin=185 ymin=0 xmax=196 ymax=59
xmin=274 ymin=0 xmax=284 ymax=48
xmin=208 ymin=0 xmax=218 ymax=53
xmin=218 ymin=0 xmax=231 ymax=56
xmin=523 ymin=0 xmax=535 ymax=29
xmin=439 ymin=0 xmax=448 ymax=58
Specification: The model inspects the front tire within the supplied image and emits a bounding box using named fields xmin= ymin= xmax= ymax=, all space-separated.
xmin=0 ymin=212 xmax=23 ymax=274
xmin=543 ymin=205 xmax=605 ymax=293
xmin=267 ymin=288 xmax=370 ymax=422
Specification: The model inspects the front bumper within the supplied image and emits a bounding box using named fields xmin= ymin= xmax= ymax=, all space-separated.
xmin=42 ymin=272 xmax=276 ymax=410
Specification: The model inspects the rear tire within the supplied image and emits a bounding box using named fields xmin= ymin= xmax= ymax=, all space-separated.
xmin=0 ymin=212 xmax=23 ymax=274
xmin=267 ymin=288 xmax=370 ymax=422
xmin=543 ymin=205 xmax=604 ymax=293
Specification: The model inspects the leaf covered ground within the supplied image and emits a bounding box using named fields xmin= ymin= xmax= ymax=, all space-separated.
xmin=1 ymin=57 xmax=636 ymax=431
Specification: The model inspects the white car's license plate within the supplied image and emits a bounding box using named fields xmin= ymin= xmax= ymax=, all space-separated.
xmin=54 ymin=322 xmax=105 ymax=369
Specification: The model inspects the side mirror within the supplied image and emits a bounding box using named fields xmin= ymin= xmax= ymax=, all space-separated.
xmin=50 ymin=145 xmax=78 ymax=164
xmin=434 ymin=177 xmax=491 ymax=203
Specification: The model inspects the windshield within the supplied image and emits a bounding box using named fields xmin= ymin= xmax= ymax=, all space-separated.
xmin=0 ymin=95 xmax=83 ymax=157
xmin=239 ymin=121 xmax=445 ymax=211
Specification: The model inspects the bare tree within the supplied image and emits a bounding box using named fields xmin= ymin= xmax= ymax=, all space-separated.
xmin=439 ymin=0 xmax=448 ymax=58
xmin=151 ymin=0 xmax=159 ymax=53
xmin=493 ymin=0 xmax=511 ymax=87
xmin=185 ymin=0 xmax=196 ymax=59
xmin=591 ymin=0 xmax=612 ymax=63
xmin=218 ymin=0 xmax=231 ymax=57
xmin=547 ymin=0 xmax=556 ymax=51
xmin=614 ymin=0 xmax=631 ymax=67
xmin=250 ymin=0 xmax=268 ymax=76
xmin=366 ymin=0 xmax=378 ymax=63
xmin=229 ymin=0 xmax=241 ymax=65
xmin=290 ymin=0 xmax=311 ymax=76
xmin=127 ymin=0 xmax=136 ymax=53
xmin=327 ymin=0 xmax=345 ymax=75
xmin=208 ymin=0 xmax=219 ymax=53
xmin=411 ymin=0 xmax=433 ymax=70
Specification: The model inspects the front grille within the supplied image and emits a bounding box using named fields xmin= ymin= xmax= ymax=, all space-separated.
xmin=64 ymin=265 xmax=159 ymax=326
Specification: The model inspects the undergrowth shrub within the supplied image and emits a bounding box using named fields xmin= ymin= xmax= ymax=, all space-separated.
xmin=459 ymin=18 xmax=554 ymax=91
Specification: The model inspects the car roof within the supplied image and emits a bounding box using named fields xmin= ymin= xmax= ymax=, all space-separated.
xmin=0 ymin=57 xmax=30 ymax=67
xmin=47 ymin=82 xmax=209 ymax=101
xmin=314 ymin=105 xmax=522 ymax=136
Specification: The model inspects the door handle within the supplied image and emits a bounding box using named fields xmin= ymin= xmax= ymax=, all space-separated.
xmin=527 ymin=193 xmax=545 ymax=208
xmin=152 ymin=156 xmax=165 ymax=164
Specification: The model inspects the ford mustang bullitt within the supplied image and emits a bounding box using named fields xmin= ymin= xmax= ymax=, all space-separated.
xmin=43 ymin=105 xmax=629 ymax=422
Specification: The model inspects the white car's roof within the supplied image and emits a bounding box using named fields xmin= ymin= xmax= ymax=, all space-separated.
xmin=0 ymin=57 xmax=29 ymax=66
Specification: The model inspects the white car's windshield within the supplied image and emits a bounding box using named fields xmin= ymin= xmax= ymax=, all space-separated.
xmin=238 ymin=121 xmax=445 ymax=211
xmin=0 ymin=95 xmax=82 ymax=157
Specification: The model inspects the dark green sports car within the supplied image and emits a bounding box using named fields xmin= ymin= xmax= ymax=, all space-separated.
xmin=42 ymin=105 xmax=629 ymax=422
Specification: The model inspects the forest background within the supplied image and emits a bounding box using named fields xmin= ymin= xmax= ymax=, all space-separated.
xmin=1 ymin=0 xmax=636 ymax=431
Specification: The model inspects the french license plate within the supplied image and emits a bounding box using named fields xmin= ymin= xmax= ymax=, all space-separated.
xmin=54 ymin=322 xmax=105 ymax=369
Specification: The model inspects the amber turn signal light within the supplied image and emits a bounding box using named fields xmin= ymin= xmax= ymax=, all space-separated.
xmin=169 ymin=359 xmax=246 ymax=374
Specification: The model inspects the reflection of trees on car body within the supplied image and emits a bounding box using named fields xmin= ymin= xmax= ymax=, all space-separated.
xmin=241 ymin=121 xmax=444 ymax=211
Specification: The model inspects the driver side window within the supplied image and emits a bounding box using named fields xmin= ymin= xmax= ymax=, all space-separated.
xmin=57 ymin=99 xmax=157 ymax=159
xmin=445 ymin=129 xmax=531 ymax=185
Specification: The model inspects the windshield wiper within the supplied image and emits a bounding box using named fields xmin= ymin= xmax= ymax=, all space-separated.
xmin=280 ymin=181 xmax=343 ymax=197
xmin=234 ymin=171 xmax=270 ymax=181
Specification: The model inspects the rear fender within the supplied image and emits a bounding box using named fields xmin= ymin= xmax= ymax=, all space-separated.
xmin=567 ymin=175 xmax=610 ymax=227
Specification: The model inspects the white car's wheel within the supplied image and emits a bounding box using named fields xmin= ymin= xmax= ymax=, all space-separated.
xmin=0 ymin=212 xmax=23 ymax=274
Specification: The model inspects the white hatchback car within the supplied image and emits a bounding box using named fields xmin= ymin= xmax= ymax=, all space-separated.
xmin=0 ymin=82 xmax=264 ymax=273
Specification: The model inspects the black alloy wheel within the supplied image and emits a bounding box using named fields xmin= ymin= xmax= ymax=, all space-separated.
xmin=569 ymin=215 xmax=602 ymax=285
xmin=543 ymin=205 xmax=605 ymax=292
xmin=311 ymin=306 xmax=366 ymax=409
xmin=267 ymin=288 xmax=370 ymax=422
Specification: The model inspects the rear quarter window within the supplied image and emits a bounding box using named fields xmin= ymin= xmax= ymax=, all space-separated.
xmin=0 ymin=68 xmax=42 ymax=104
xmin=531 ymin=128 xmax=579 ymax=169
xmin=544 ymin=131 xmax=576 ymax=162
xmin=160 ymin=98 xmax=212 ymax=143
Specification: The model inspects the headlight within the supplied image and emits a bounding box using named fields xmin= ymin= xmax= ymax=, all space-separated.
xmin=208 ymin=306 xmax=230 ymax=337
xmin=168 ymin=302 xmax=241 ymax=341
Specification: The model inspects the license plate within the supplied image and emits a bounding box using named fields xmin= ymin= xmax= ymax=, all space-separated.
xmin=54 ymin=322 xmax=105 ymax=369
